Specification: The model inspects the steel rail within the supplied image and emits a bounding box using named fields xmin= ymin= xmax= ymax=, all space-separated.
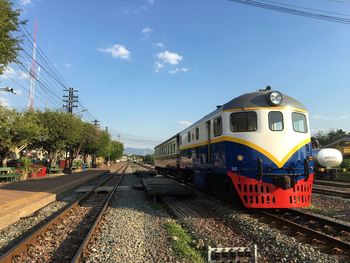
xmin=312 ymin=187 xmax=350 ymax=199
xmin=260 ymin=208 xmax=350 ymax=253
xmin=71 ymin=164 xmax=128 ymax=262
xmin=314 ymin=180 xmax=350 ymax=189
xmin=0 ymin=165 xmax=126 ymax=263
xmin=136 ymin=162 xmax=156 ymax=173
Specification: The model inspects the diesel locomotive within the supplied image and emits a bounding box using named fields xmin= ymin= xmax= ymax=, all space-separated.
xmin=155 ymin=87 xmax=314 ymax=208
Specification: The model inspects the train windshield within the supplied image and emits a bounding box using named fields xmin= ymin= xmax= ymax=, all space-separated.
xmin=269 ymin=111 xmax=284 ymax=131
xmin=230 ymin=112 xmax=257 ymax=132
xmin=292 ymin=112 xmax=308 ymax=133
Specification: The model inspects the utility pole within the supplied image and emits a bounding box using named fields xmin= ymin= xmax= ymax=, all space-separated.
xmin=63 ymin=88 xmax=78 ymax=114
xmin=92 ymin=119 xmax=100 ymax=128
xmin=62 ymin=88 xmax=78 ymax=173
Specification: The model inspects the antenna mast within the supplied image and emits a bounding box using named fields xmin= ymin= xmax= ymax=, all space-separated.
xmin=28 ymin=20 xmax=38 ymax=110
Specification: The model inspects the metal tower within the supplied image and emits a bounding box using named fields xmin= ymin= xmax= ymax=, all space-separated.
xmin=28 ymin=20 xmax=38 ymax=110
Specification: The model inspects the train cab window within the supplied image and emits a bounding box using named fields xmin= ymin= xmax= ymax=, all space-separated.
xmin=196 ymin=128 xmax=199 ymax=140
xmin=213 ymin=117 xmax=222 ymax=137
xmin=188 ymin=131 xmax=191 ymax=142
xmin=269 ymin=111 xmax=284 ymax=131
xmin=230 ymin=112 xmax=257 ymax=132
xmin=292 ymin=112 xmax=308 ymax=133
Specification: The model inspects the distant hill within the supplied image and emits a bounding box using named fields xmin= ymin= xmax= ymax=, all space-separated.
xmin=124 ymin=147 xmax=154 ymax=156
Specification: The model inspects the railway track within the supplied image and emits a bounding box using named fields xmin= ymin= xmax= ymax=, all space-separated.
xmin=312 ymin=185 xmax=350 ymax=199
xmin=259 ymin=208 xmax=350 ymax=256
xmin=314 ymin=180 xmax=350 ymax=188
xmin=137 ymin=163 xmax=350 ymax=257
xmin=0 ymin=164 xmax=128 ymax=263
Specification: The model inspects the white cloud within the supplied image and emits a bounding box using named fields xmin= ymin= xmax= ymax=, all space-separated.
xmin=156 ymin=51 xmax=183 ymax=65
xmin=142 ymin=27 xmax=153 ymax=35
xmin=0 ymin=97 xmax=10 ymax=107
xmin=169 ymin=67 xmax=189 ymax=74
xmin=19 ymin=0 xmax=32 ymax=6
xmin=153 ymin=51 xmax=188 ymax=74
xmin=154 ymin=42 xmax=165 ymax=48
xmin=178 ymin=121 xmax=192 ymax=127
xmin=121 ymin=5 xmax=148 ymax=15
xmin=64 ymin=63 xmax=72 ymax=69
xmin=154 ymin=61 xmax=164 ymax=73
xmin=1 ymin=67 xmax=29 ymax=80
xmin=98 ymin=44 xmax=131 ymax=60
xmin=18 ymin=71 xmax=30 ymax=80
xmin=148 ymin=0 xmax=155 ymax=5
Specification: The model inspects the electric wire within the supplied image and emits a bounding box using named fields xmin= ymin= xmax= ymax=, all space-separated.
xmin=14 ymin=26 xmax=98 ymax=120
xmin=228 ymin=0 xmax=350 ymax=24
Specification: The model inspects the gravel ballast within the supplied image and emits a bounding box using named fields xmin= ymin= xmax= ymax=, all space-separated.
xmin=85 ymin=166 xmax=186 ymax=262
xmin=183 ymin=197 xmax=340 ymax=263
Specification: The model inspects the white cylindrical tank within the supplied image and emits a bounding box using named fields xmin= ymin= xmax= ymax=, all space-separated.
xmin=312 ymin=148 xmax=343 ymax=168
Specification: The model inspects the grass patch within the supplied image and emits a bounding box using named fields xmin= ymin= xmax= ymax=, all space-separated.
xmin=164 ymin=221 xmax=205 ymax=263
xmin=305 ymin=205 xmax=339 ymax=216
xmin=336 ymin=173 xmax=350 ymax=181
xmin=149 ymin=202 xmax=164 ymax=210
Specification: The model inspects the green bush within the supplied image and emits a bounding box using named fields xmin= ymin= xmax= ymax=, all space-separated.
xmin=341 ymin=159 xmax=350 ymax=169
xmin=19 ymin=157 xmax=33 ymax=174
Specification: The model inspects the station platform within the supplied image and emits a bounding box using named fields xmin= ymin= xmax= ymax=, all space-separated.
xmin=0 ymin=169 xmax=109 ymax=230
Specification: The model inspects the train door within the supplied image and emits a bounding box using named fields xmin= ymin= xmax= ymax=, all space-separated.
xmin=206 ymin=120 xmax=212 ymax=167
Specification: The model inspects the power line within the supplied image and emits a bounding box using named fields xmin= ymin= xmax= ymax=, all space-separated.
xmin=228 ymin=0 xmax=350 ymax=24
xmin=19 ymin=25 xmax=69 ymax=88
xmin=259 ymin=0 xmax=350 ymax=17
xmin=5 ymin=75 xmax=59 ymax=108
xmin=17 ymin=26 xmax=98 ymax=121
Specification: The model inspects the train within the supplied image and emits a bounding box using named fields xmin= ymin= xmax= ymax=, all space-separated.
xmin=312 ymin=148 xmax=343 ymax=178
xmin=154 ymin=87 xmax=314 ymax=208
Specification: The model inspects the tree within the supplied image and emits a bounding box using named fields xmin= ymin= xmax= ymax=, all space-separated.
xmin=96 ymin=131 xmax=111 ymax=159
xmin=0 ymin=107 xmax=44 ymax=166
xmin=144 ymin=154 xmax=154 ymax=164
xmin=80 ymin=122 xmax=100 ymax=159
xmin=0 ymin=0 xmax=25 ymax=74
xmin=313 ymin=129 xmax=348 ymax=147
xmin=109 ymin=140 xmax=124 ymax=161
xmin=33 ymin=110 xmax=83 ymax=163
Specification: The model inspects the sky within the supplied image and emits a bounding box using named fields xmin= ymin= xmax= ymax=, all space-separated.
xmin=0 ymin=0 xmax=350 ymax=149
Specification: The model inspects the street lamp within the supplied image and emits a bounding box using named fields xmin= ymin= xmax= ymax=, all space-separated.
xmin=74 ymin=109 xmax=88 ymax=118
xmin=0 ymin=87 xmax=16 ymax=94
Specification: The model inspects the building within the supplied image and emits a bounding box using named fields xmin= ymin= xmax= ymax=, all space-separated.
xmin=324 ymin=135 xmax=350 ymax=159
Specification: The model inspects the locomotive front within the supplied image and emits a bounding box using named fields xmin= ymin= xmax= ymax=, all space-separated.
xmin=225 ymin=89 xmax=314 ymax=208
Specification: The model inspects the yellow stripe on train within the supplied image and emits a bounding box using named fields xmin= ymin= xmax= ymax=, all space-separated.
xmin=180 ymin=136 xmax=311 ymax=168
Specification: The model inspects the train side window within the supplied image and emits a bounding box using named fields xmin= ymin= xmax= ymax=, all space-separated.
xmin=188 ymin=131 xmax=191 ymax=142
xmin=174 ymin=143 xmax=176 ymax=152
xmin=230 ymin=112 xmax=257 ymax=132
xmin=213 ymin=117 xmax=222 ymax=137
xmin=269 ymin=111 xmax=284 ymax=131
xmin=292 ymin=112 xmax=308 ymax=133
xmin=192 ymin=133 xmax=194 ymax=140
xmin=196 ymin=127 xmax=199 ymax=140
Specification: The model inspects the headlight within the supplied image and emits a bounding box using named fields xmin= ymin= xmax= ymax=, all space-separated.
xmin=267 ymin=91 xmax=283 ymax=106
xmin=237 ymin=155 xmax=244 ymax=161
